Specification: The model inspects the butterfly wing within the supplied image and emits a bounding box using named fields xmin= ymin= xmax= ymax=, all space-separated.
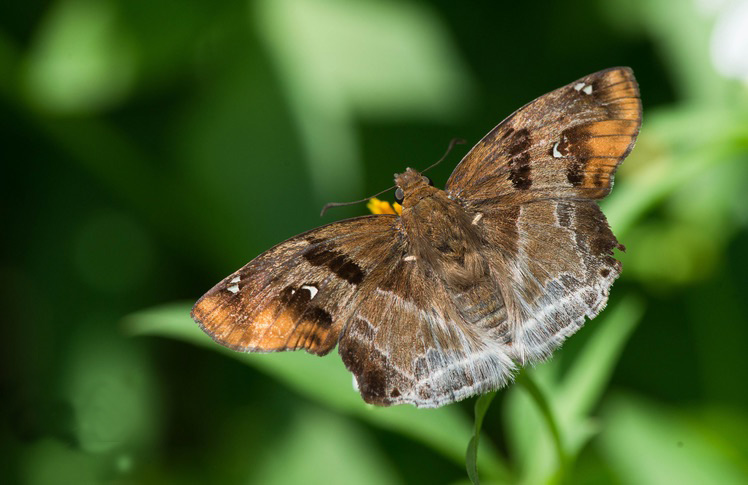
xmin=191 ymin=215 xmax=400 ymax=356
xmin=445 ymin=67 xmax=641 ymax=202
xmin=338 ymin=242 xmax=516 ymax=407
xmin=470 ymin=199 xmax=624 ymax=362
xmin=193 ymin=212 xmax=516 ymax=407
xmin=444 ymin=68 xmax=641 ymax=362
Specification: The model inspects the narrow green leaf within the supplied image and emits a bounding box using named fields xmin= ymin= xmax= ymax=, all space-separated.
xmin=557 ymin=295 xmax=645 ymax=439
xmin=517 ymin=371 xmax=568 ymax=481
xmin=466 ymin=392 xmax=497 ymax=485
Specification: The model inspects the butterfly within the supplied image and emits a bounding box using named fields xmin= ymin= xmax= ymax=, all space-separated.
xmin=192 ymin=67 xmax=641 ymax=408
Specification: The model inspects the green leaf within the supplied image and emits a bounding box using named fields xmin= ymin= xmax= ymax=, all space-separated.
xmin=465 ymin=392 xmax=497 ymax=485
xmin=62 ymin=324 xmax=158 ymax=454
xmin=517 ymin=372 xmax=568 ymax=480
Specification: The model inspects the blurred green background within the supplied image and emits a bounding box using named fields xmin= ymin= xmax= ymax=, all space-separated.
xmin=3 ymin=0 xmax=748 ymax=483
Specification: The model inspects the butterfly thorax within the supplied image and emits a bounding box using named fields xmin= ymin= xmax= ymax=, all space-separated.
xmin=396 ymin=168 xmax=488 ymax=290
xmin=394 ymin=168 xmax=433 ymax=206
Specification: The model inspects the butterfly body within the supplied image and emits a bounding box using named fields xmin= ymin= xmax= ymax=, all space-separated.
xmin=398 ymin=168 xmax=487 ymax=290
xmin=192 ymin=67 xmax=641 ymax=407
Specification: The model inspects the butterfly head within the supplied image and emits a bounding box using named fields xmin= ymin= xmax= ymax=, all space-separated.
xmin=394 ymin=168 xmax=435 ymax=208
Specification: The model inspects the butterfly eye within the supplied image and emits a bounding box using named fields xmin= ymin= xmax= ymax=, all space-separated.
xmin=394 ymin=187 xmax=405 ymax=204
xmin=423 ymin=176 xmax=434 ymax=186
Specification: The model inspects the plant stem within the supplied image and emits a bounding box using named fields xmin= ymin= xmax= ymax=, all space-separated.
xmin=466 ymin=391 xmax=497 ymax=484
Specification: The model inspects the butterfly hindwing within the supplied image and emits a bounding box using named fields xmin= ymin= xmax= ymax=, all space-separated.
xmin=445 ymin=67 xmax=641 ymax=202
xmin=338 ymin=231 xmax=516 ymax=407
xmin=470 ymin=198 xmax=623 ymax=362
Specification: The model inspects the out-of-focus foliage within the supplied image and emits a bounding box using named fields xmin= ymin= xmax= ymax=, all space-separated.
xmin=3 ymin=0 xmax=748 ymax=484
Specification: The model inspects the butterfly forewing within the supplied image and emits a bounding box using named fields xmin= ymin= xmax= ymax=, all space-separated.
xmin=191 ymin=215 xmax=399 ymax=355
xmin=445 ymin=67 xmax=641 ymax=202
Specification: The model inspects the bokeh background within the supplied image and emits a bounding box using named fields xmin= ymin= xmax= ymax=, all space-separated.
xmin=3 ymin=0 xmax=748 ymax=483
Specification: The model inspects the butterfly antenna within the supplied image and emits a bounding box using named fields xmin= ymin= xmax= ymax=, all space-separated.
xmin=320 ymin=185 xmax=396 ymax=217
xmin=421 ymin=137 xmax=467 ymax=174
xmin=319 ymin=138 xmax=465 ymax=217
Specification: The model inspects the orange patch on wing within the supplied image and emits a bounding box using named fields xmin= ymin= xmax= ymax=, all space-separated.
xmin=598 ymin=69 xmax=641 ymax=122
xmin=602 ymin=85 xmax=638 ymax=99
xmin=586 ymin=120 xmax=639 ymax=136
xmin=584 ymin=135 xmax=633 ymax=158
xmin=191 ymin=294 xmax=230 ymax=337
xmin=244 ymin=303 xmax=298 ymax=349
xmin=610 ymin=106 xmax=640 ymax=120
xmin=191 ymin=293 xmax=289 ymax=350
xmin=613 ymin=100 xmax=641 ymax=110
xmin=231 ymin=303 xmax=330 ymax=352
xmin=192 ymin=288 xmax=339 ymax=354
xmin=604 ymin=69 xmax=627 ymax=83
xmin=601 ymin=69 xmax=635 ymax=89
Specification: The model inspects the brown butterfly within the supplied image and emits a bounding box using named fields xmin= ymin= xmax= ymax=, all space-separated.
xmin=192 ymin=67 xmax=641 ymax=408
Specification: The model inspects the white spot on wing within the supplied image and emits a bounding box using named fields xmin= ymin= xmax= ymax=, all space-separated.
xmin=227 ymin=285 xmax=239 ymax=294
xmin=574 ymin=82 xmax=593 ymax=95
xmin=472 ymin=213 xmax=483 ymax=225
xmin=230 ymin=276 xmax=241 ymax=284
xmin=301 ymin=284 xmax=318 ymax=299
xmin=403 ymin=255 xmax=417 ymax=262
xmin=552 ymin=141 xmax=563 ymax=158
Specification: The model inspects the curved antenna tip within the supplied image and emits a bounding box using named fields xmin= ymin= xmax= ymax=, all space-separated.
xmin=319 ymin=203 xmax=334 ymax=217
xmin=421 ymin=137 xmax=467 ymax=174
